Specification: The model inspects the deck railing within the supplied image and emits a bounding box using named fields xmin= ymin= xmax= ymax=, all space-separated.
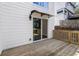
xmin=53 ymin=30 xmax=79 ymax=45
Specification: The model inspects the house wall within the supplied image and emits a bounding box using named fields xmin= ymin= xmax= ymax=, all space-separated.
xmin=54 ymin=2 xmax=75 ymax=26
xmin=0 ymin=2 xmax=54 ymax=52
xmin=66 ymin=3 xmax=75 ymax=13
xmin=54 ymin=2 xmax=65 ymax=26
xmin=0 ymin=39 xmax=2 ymax=55
xmin=48 ymin=3 xmax=55 ymax=38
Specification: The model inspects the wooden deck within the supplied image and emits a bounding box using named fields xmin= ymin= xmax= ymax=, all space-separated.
xmin=1 ymin=39 xmax=79 ymax=56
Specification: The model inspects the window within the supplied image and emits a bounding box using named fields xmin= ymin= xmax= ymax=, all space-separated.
xmin=33 ymin=2 xmax=48 ymax=8
xmin=57 ymin=8 xmax=64 ymax=14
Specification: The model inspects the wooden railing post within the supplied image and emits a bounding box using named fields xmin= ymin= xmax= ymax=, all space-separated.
xmin=68 ymin=31 xmax=71 ymax=43
xmin=78 ymin=32 xmax=79 ymax=44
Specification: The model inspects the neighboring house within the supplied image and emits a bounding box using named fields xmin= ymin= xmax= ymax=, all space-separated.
xmin=54 ymin=2 xmax=76 ymax=26
xmin=0 ymin=2 xmax=54 ymax=53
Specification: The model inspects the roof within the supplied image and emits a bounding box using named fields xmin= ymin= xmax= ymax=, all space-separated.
xmin=68 ymin=14 xmax=79 ymax=20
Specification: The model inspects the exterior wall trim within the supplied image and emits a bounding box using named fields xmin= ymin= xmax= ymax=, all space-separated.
xmin=0 ymin=50 xmax=2 ymax=55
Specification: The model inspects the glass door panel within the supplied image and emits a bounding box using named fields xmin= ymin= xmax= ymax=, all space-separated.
xmin=33 ymin=18 xmax=41 ymax=41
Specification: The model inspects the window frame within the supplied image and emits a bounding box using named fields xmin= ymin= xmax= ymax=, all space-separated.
xmin=33 ymin=2 xmax=48 ymax=8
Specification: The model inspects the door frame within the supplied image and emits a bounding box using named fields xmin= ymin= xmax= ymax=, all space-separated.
xmin=42 ymin=19 xmax=48 ymax=39
xmin=32 ymin=15 xmax=48 ymax=42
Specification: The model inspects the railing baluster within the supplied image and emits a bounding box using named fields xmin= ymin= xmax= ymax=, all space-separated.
xmin=53 ymin=30 xmax=79 ymax=45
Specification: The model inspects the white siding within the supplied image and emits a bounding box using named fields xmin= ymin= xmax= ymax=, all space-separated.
xmin=0 ymin=2 xmax=33 ymax=50
xmin=66 ymin=3 xmax=75 ymax=13
xmin=54 ymin=2 xmax=75 ymax=27
xmin=0 ymin=2 xmax=54 ymax=51
xmin=48 ymin=2 xmax=55 ymax=38
xmin=54 ymin=2 xmax=65 ymax=26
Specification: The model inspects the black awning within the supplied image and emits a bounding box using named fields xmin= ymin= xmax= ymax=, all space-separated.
xmin=29 ymin=10 xmax=53 ymax=20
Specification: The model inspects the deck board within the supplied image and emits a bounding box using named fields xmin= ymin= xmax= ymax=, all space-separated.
xmin=55 ymin=44 xmax=79 ymax=56
xmin=1 ymin=39 xmax=79 ymax=56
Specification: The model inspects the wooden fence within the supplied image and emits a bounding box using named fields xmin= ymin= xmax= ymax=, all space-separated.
xmin=53 ymin=30 xmax=79 ymax=45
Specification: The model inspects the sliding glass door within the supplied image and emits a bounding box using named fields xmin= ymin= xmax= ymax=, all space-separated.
xmin=33 ymin=18 xmax=48 ymax=41
xmin=33 ymin=18 xmax=41 ymax=41
xmin=42 ymin=19 xmax=48 ymax=38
